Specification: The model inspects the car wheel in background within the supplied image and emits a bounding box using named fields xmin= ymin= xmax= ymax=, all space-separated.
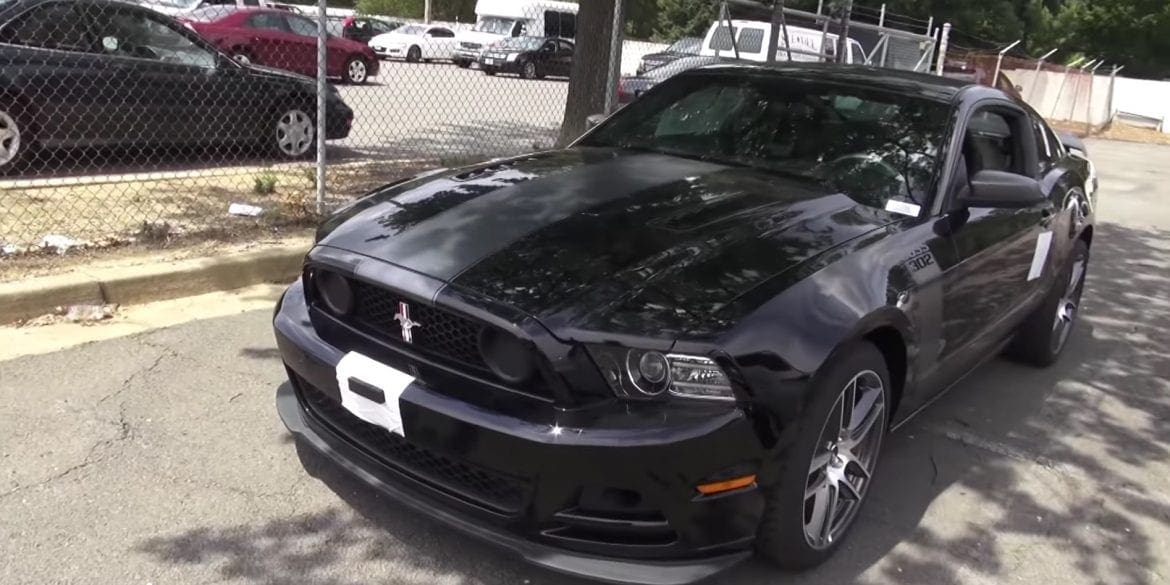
xmin=1006 ymin=238 xmax=1090 ymax=366
xmin=521 ymin=60 xmax=538 ymax=79
xmin=344 ymin=57 xmax=368 ymax=84
xmin=482 ymin=67 xmax=496 ymax=76
xmin=271 ymin=106 xmax=315 ymax=160
xmin=406 ymin=46 xmax=421 ymax=63
xmin=755 ymin=342 xmax=890 ymax=569
xmin=455 ymin=59 xmax=470 ymax=68
xmin=0 ymin=106 xmax=24 ymax=172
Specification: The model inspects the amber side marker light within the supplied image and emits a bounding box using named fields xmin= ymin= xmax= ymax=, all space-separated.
xmin=696 ymin=474 xmax=757 ymax=496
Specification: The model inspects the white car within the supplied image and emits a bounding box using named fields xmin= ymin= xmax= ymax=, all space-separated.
xmin=369 ymin=24 xmax=457 ymax=62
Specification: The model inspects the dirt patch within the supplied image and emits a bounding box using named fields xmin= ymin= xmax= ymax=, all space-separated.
xmin=1049 ymin=119 xmax=1170 ymax=146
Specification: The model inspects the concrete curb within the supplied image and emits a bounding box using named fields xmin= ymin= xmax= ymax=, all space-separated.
xmin=0 ymin=243 xmax=309 ymax=324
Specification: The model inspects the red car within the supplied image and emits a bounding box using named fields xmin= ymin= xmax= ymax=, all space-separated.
xmin=185 ymin=6 xmax=379 ymax=84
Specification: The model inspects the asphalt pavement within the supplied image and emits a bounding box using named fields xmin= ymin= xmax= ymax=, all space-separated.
xmin=2 ymin=139 xmax=1170 ymax=585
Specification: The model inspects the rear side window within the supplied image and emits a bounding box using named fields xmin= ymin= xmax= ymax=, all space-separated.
xmin=284 ymin=14 xmax=316 ymax=36
xmin=247 ymin=13 xmax=285 ymax=30
xmin=0 ymin=3 xmax=94 ymax=52
xmin=738 ymin=28 xmax=764 ymax=53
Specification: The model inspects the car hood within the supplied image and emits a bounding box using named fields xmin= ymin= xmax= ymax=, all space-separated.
xmin=369 ymin=32 xmax=416 ymax=45
xmin=316 ymin=148 xmax=898 ymax=340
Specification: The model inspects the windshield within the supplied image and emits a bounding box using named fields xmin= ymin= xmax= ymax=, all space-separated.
xmin=668 ymin=37 xmax=701 ymax=54
xmin=583 ymin=74 xmax=949 ymax=206
xmin=398 ymin=24 xmax=426 ymax=35
xmin=476 ymin=16 xmax=517 ymax=35
xmin=187 ymin=5 xmax=237 ymax=21
xmin=498 ymin=36 xmax=543 ymax=50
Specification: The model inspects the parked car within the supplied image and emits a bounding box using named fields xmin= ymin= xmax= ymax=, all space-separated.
xmin=134 ymin=0 xmax=276 ymax=18
xmin=272 ymin=63 xmax=1095 ymax=583
xmin=479 ymin=36 xmax=573 ymax=79
xmin=186 ymin=7 xmax=379 ymax=84
xmin=368 ymin=24 xmax=456 ymax=63
xmin=0 ymin=0 xmax=354 ymax=170
xmin=334 ymin=15 xmax=400 ymax=44
xmin=636 ymin=36 xmax=701 ymax=75
xmin=451 ymin=0 xmax=577 ymax=68
xmin=619 ymin=55 xmax=725 ymax=104
xmin=701 ymin=19 xmax=865 ymax=63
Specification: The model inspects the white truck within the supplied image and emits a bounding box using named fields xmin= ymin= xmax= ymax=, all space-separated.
xmin=451 ymin=0 xmax=578 ymax=68
xmin=700 ymin=19 xmax=866 ymax=64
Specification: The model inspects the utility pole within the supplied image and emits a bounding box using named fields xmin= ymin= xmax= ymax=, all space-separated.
xmin=603 ymin=0 xmax=626 ymax=113
xmin=835 ymin=0 xmax=853 ymax=64
xmin=424 ymin=0 xmax=432 ymax=23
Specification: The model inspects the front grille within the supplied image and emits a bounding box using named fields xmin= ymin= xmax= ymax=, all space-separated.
xmin=350 ymin=279 xmax=490 ymax=371
xmin=296 ymin=375 xmax=532 ymax=514
xmin=460 ymin=42 xmax=483 ymax=50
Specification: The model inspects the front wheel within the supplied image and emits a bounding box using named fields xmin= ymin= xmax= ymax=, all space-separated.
xmin=344 ymin=56 xmax=369 ymax=84
xmin=455 ymin=59 xmax=470 ymax=68
xmin=521 ymin=60 xmax=538 ymax=79
xmin=270 ymin=106 xmax=315 ymax=160
xmin=482 ymin=67 xmax=496 ymax=76
xmin=406 ymin=45 xmax=421 ymax=63
xmin=756 ymin=342 xmax=890 ymax=568
xmin=1006 ymin=238 xmax=1089 ymax=366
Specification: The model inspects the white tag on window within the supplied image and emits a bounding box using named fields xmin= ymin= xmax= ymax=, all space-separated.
xmin=885 ymin=199 xmax=921 ymax=217
xmin=335 ymin=351 xmax=414 ymax=437
xmin=1027 ymin=231 xmax=1053 ymax=281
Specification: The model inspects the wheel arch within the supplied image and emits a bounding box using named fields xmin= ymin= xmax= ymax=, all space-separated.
xmin=0 ymin=86 xmax=39 ymax=141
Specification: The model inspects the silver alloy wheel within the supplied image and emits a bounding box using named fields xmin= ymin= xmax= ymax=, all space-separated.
xmin=803 ymin=369 xmax=886 ymax=550
xmin=276 ymin=109 xmax=314 ymax=157
xmin=347 ymin=59 xmax=367 ymax=83
xmin=1051 ymin=250 xmax=1087 ymax=353
xmin=523 ymin=61 xmax=537 ymax=79
xmin=233 ymin=53 xmax=251 ymax=64
xmin=0 ymin=110 xmax=20 ymax=168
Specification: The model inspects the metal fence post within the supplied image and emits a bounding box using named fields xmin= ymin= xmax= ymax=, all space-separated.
xmin=934 ymin=22 xmax=950 ymax=75
xmin=992 ymin=39 xmax=1021 ymax=87
xmin=1050 ymin=56 xmax=1086 ymax=119
xmin=1027 ymin=48 xmax=1058 ymax=103
xmin=315 ymin=0 xmax=327 ymax=215
xmin=604 ymin=0 xmax=626 ymax=114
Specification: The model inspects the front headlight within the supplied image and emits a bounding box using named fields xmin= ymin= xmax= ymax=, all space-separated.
xmin=507 ymin=53 xmax=519 ymax=62
xmin=587 ymin=345 xmax=735 ymax=401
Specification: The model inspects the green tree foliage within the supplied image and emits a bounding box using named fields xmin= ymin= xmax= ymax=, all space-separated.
xmin=355 ymin=0 xmax=475 ymax=22
xmin=652 ymin=0 xmax=718 ymax=40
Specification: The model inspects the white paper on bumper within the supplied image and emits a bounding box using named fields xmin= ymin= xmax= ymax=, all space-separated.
xmin=1028 ymin=231 xmax=1053 ymax=281
xmin=335 ymin=351 xmax=414 ymax=437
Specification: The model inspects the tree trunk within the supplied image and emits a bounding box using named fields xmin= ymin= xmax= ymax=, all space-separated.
xmin=558 ymin=0 xmax=617 ymax=146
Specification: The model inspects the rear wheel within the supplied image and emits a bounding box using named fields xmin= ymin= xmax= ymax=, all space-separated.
xmin=1006 ymin=238 xmax=1089 ymax=366
xmin=0 ymin=107 xmax=24 ymax=172
xmin=482 ymin=67 xmax=496 ymax=76
xmin=521 ymin=60 xmax=538 ymax=79
xmin=756 ymin=342 xmax=890 ymax=569
xmin=455 ymin=59 xmax=470 ymax=68
xmin=270 ymin=106 xmax=315 ymax=160
xmin=344 ymin=56 xmax=368 ymax=84
xmin=406 ymin=45 xmax=421 ymax=63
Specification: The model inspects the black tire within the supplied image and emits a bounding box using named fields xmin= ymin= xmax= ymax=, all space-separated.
xmin=521 ymin=60 xmax=538 ymax=79
xmin=1006 ymin=238 xmax=1090 ymax=366
xmin=343 ymin=56 xmax=369 ymax=84
xmin=406 ymin=45 xmax=421 ymax=63
xmin=482 ymin=67 xmax=496 ymax=76
xmin=0 ymin=103 xmax=28 ymax=174
xmin=455 ymin=59 xmax=470 ymax=68
xmin=269 ymin=105 xmax=316 ymax=161
xmin=756 ymin=341 xmax=891 ymax=569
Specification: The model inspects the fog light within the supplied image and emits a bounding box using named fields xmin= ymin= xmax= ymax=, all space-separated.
xmin=315 ymin=270 xmax=353 ymax=315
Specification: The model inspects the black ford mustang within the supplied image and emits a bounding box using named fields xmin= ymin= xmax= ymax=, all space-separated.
xmin=273 ymin=64 xmax=1096 ymax=584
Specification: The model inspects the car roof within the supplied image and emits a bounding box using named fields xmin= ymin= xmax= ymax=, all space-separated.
xmin=680 ymin=62 xmax=988 ymax=103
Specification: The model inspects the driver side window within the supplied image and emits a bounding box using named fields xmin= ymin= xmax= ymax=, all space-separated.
xmin=92 ymin=7 xmax=217 ymax=68
xmin=963 ymin=109 xmax=1026 ymax=176
xmin=285 ymin=15 xmax=317 ymax=37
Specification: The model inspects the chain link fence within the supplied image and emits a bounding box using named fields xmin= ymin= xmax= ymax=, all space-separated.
xmin=0 ymin=0 xmax=948 ymax=255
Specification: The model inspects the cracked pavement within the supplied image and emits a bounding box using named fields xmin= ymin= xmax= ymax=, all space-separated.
xmin=2 ymin=139 xmax=1170 ymax=585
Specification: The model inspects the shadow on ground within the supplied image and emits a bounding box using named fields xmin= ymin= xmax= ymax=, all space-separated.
xmin=139 ymin=221 xmax=1170 ymax=585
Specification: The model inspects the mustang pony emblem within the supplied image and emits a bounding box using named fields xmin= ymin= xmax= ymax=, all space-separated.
xmin=393 ymin=302 xmax=421 ymax=343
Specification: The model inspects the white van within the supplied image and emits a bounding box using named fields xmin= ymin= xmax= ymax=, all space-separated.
xmin=699 ymin=19 xmax=865 ymax=64
xmin=452 ymin=0 xmax=578 ymax=68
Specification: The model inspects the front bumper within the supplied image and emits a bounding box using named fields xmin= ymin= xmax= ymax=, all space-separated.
xmin=479 ymin=55 xmax=520 ymax=72
xmin=273 ymin=279 xmax=764 ymax=584
xmin=453 ymin=47 xmax=483 ymax=63
xmin=371 ymin=44 xmax=406 ymax=58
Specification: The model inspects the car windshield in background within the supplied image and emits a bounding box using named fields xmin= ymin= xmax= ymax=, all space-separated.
xmin=477 ymin=16 xmax=516 ymax=35
xmin=188 ymin=6 xmax=238 ymax=21
xmin=498 ymin=36 xmax=543 ymax=50
xmin=668 ymin=36 xmax=701 ymax=53
xmin=398 ymin=24 xmax=425 ymax=35
xmin=583 ymin=73 xmax=949 ymax=207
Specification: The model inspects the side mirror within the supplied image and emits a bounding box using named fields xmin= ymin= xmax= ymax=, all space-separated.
xmin=585 ymin=113 xmax=606 ymax=130
xmin=962 ymin=170 xmax=1045 ymax=208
